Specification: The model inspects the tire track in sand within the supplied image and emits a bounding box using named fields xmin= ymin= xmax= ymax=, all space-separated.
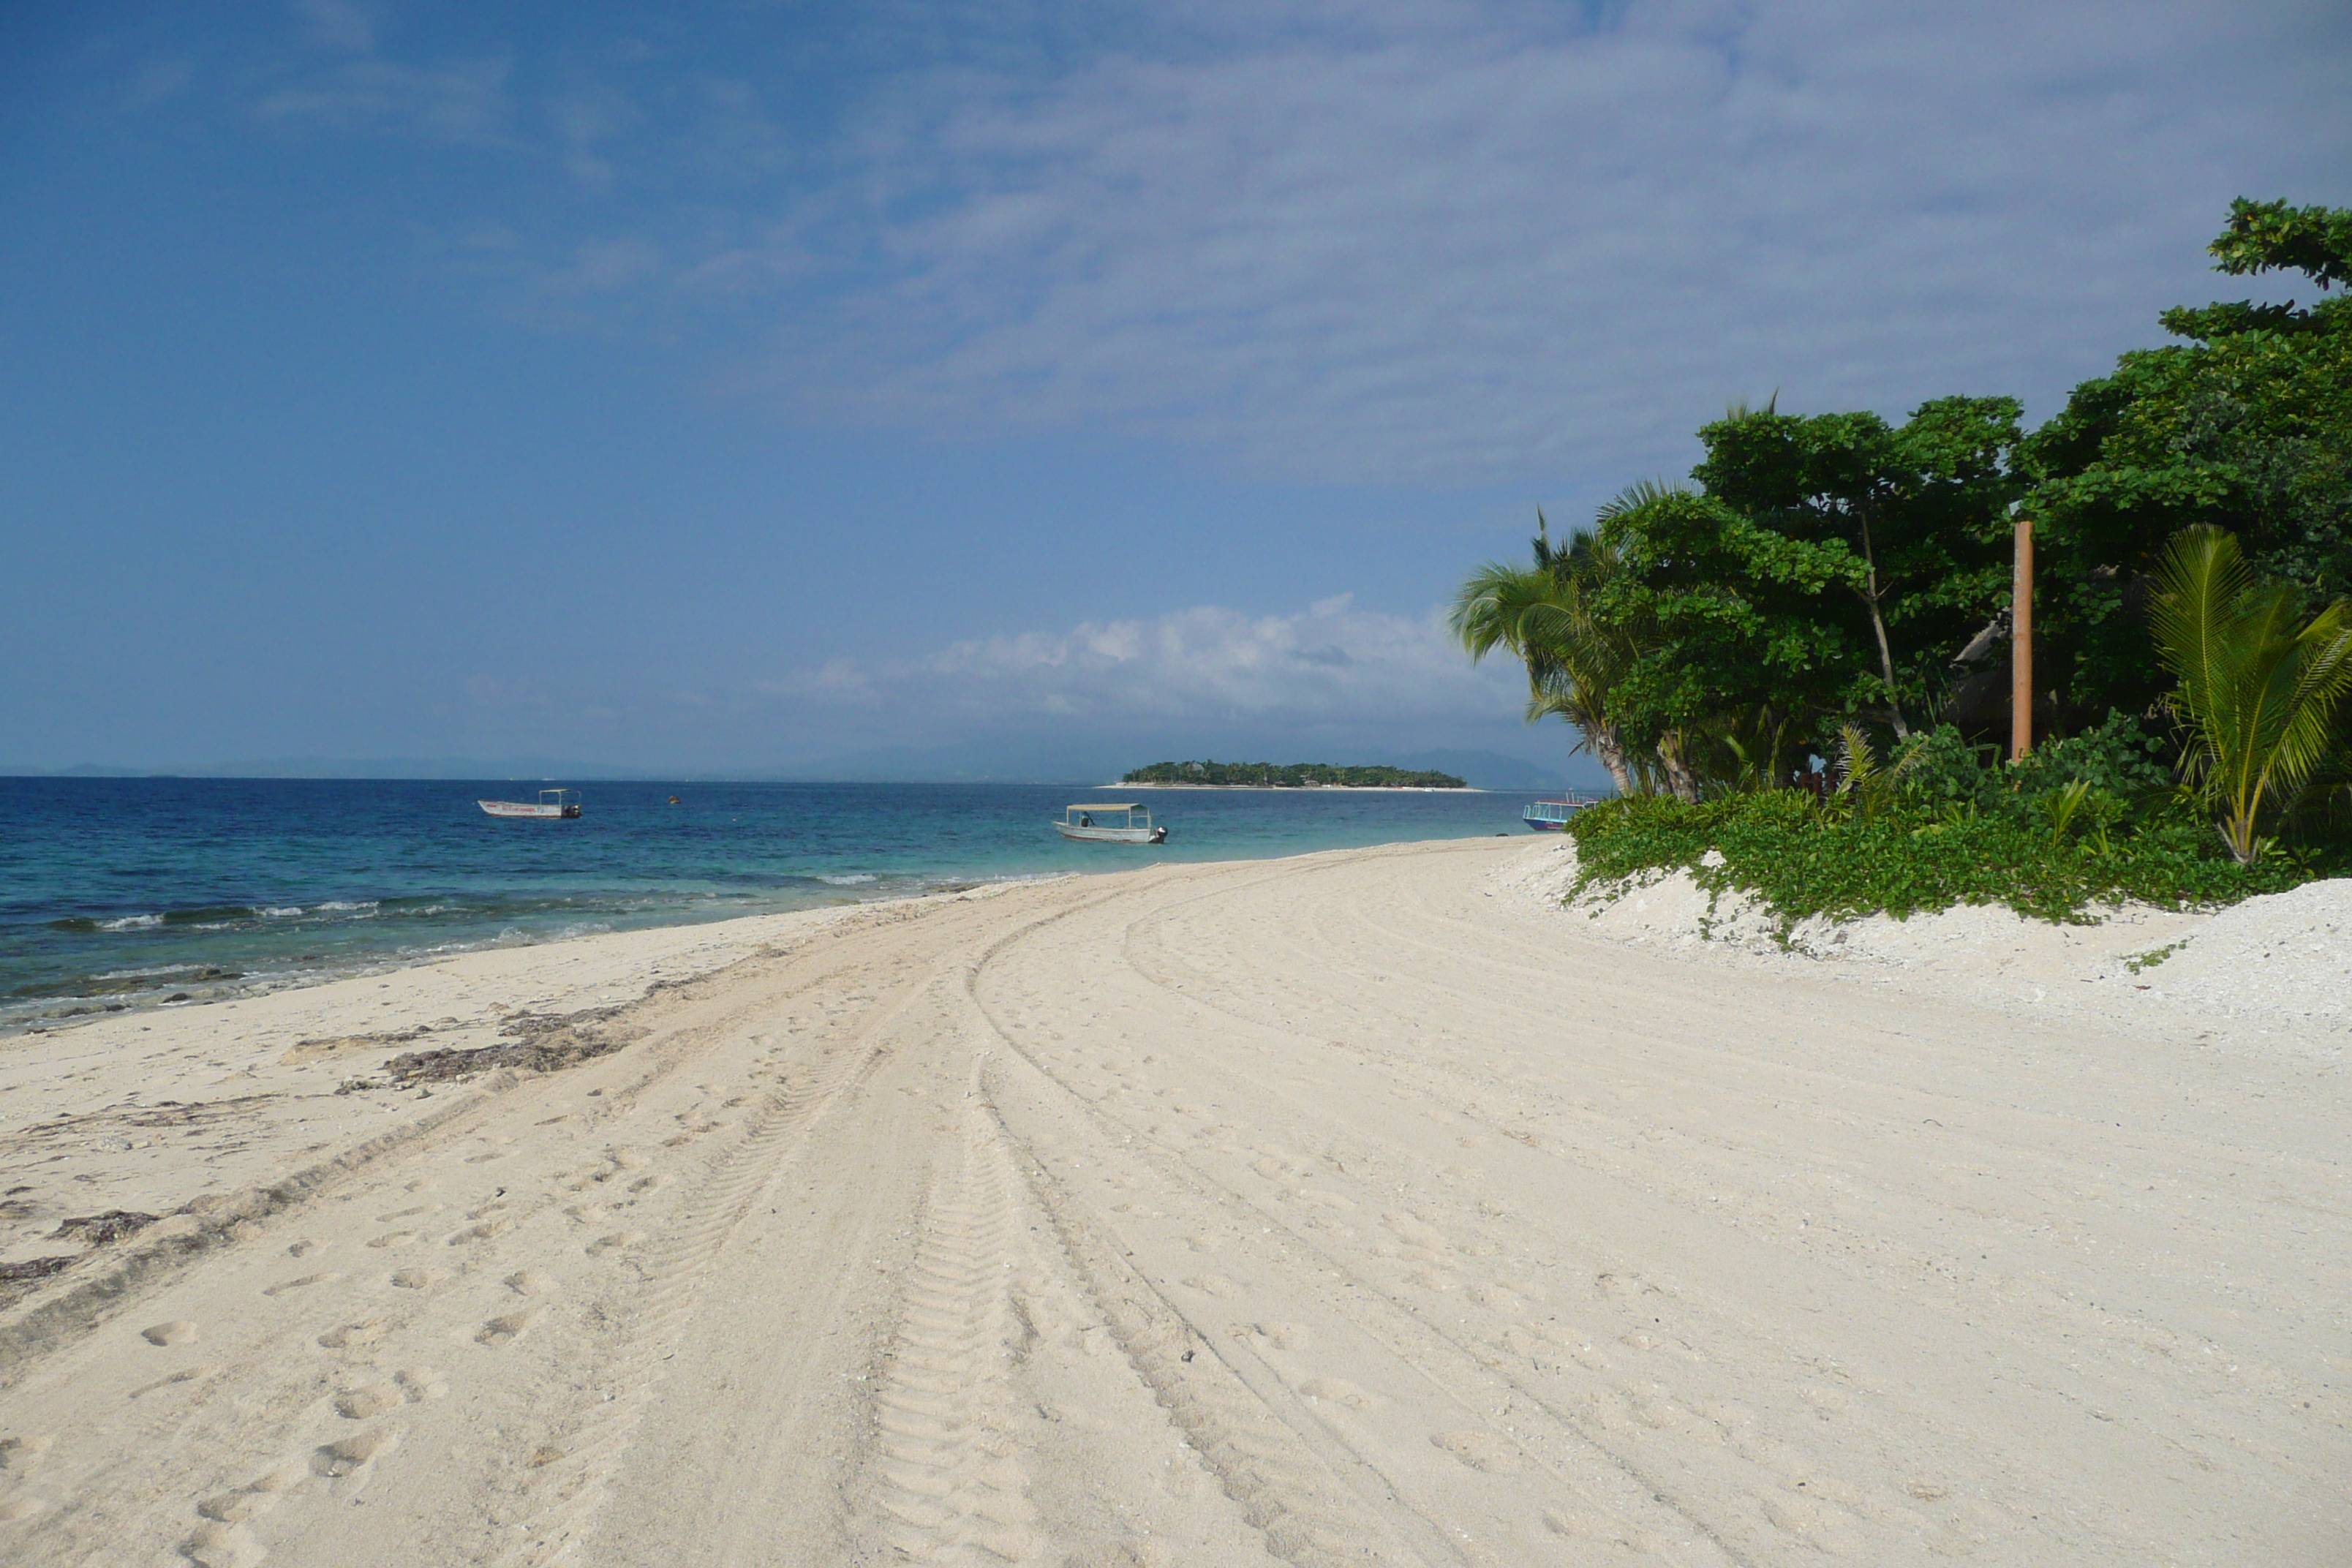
xmin=864 ymin=1077 xmax=1044 ymax=1565
xmin=486 ymin=1034 xmax=888 ymax=1568
xmin=988 ymin=1082 xmax=1439 ymax=1568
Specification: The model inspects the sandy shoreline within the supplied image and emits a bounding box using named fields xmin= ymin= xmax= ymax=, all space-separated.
xmin=1 ymin=838 xmax=2343 ymax=1564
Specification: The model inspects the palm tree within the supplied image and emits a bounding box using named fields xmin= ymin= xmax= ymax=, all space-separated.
xmin=1451 ymin=513 xmax=1639 ymax=795
xmin=2149 ymin=525 xmax=2352 ymax=863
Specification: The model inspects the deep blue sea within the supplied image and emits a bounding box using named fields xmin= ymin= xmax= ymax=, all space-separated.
xmin=0 ymin=777 xmax=1541 ymax=1034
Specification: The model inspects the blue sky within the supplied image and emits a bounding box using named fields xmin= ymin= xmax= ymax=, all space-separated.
xmin=3 ymin=1 xmax=2345 ymax=781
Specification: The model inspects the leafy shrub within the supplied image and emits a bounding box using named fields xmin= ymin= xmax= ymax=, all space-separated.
xmin=2004 ymin=711 xmax=2174 ymax=800
xmin=1566 ymin=787 xmax=2332 ymax=930
xmin=1885 ymin=712 xmax=2172 ymax=823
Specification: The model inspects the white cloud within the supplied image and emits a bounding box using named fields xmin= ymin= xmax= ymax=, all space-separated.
xmin=724 ymin=0 xmax=2349 ymax=485
xmin=234 ymin=0 xmax=2352 ymax=492
xmin=776 ymin=595 xmax=1523 ymax=731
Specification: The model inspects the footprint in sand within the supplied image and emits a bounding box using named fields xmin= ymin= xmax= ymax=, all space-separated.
xmin=1383 ymin=1213 xmax=1450 ymax=1254
xmin=142 ymin=1321 xmax=197 ymax=1347
xmin=1432 ymin=1430 xmax=1521 ymax=1473
xmin=311 ymin=1428 xmax=398 ymax=1477
xmin=0 ymin=1436 xmax=56 ymax=1472
xmin=586 ymin=1231 xmax=646 ymax=1256
xmin=505 ymin=1268 xmax=558 ymax=1294
xmin=317 ymin=1319 xmax=388 ymax=1350
xmin=1545 ymin=1507 xmax=1621 ymax=1540
xmin=129 ymin=1366 xmax=217 ymax=1400
xmin=263 ymin=1272 xmax=342 ymax=1297
xmin=364 ymin=1231 xmax=415 ymax=1250
xmin=197 ymin=1489 xmax=274 ymax=1524
xmin=475 ymin=1307 xmax=544 ymax=1346
xmin=1296 ymin=1376 xmax=1379 ymax=1409
xmin=396 ymin=1367 xmax=448 ymax=1401
xmin=0 ymin=1499 xmax=45 ymax=1521
xmin=245 ymin=1462 xmax=306 ymax=1495
xmin=333 ymin=1384 xmax=404 ymax=1420
xmin=181 ymin=1519 xmax=265 ymax=1567
xmin=390 ymin=1267 xmax=451 ymax=1290
xmin=1183 ymin=1275 xmax=1241 ymax=1299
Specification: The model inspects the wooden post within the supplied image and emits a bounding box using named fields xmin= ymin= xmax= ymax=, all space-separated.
xmin=2010 ymin=511 xmax=2035 ymax=761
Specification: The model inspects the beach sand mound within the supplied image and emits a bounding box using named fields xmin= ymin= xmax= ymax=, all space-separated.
xmin=2146 ymin=875 xmax=2352 ymax=1027
xmin=1486 ymin=835 xmax=2352 ymax=1041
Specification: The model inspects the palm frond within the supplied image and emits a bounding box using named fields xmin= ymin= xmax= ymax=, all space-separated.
xmin=2151 ymin=525 xmax=2352 ymax=862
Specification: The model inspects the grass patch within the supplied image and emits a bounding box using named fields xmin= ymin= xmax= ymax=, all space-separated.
xmin=2122 ymin=940 xmax=2192 ymax=973
xmin=1567 ymin=791 xmax=2334 ymax=930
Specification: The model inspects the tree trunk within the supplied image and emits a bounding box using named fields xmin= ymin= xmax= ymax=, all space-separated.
xmin=1855 ymin=510 xmax=1911 ymax=739
xmin=1589 ymin=726 xmax=1635 ymax=796
xmin=1657 ymin=731 xmax=1700 ymax=803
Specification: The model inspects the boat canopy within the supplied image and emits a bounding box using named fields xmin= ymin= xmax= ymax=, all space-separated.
xmin=1067 ymin=803 xmax=1139 ymax=811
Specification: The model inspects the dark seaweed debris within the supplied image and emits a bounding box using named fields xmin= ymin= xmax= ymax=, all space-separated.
xmin=54 ymin=1210 xmax=161 ymax=1246
xmin=0 ymin=1257 xmax=75 ymax=1284
xmin=380 ymin=1003 xmax=641 ymax=1086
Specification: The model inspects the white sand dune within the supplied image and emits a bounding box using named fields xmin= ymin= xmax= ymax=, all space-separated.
xmin=0 ymin=839 xmax=2343 ymax=1566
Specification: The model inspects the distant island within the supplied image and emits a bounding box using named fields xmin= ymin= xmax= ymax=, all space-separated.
xmin=1122 ymin=760 xmax=1469 ymax=789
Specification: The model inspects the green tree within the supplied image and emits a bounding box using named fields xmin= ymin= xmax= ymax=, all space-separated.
xmin=1450 ymin=513 xmax=1643 ymax=795
xmin=1590 ymin=486 xmax=1864 ymax=793
xmin=1689 ymin=397 xmax=2024 ymax=738
xmin=1586 ymin=399 xmax=2021 ymax=779
xmin=2149 ymin=525 xmax=2352 ymax=863
xmin=2024 ymin=199 xmax=2352 ymax=723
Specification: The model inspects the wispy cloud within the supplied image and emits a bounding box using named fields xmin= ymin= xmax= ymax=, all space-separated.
xmin=743 ymin=0 xmax=2348 ymax=483
xmin=226 ymin=0 xmax=2352 ymax=491
xmin=291 ymin=0 xmax=377 ymax=55
xmin=769 ymin=595 xmax=1520 ymax=730
xmin=252 ymin=53 xmax=513 ymax=143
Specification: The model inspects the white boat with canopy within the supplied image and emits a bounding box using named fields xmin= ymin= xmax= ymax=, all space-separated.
xmin=1055 ymin=802 xmax=1166 ymax=844
xmin=1522 ymin=792 xmax=1602 ymax=830
xmin=479 ymin=788 xmax=582 ymax=820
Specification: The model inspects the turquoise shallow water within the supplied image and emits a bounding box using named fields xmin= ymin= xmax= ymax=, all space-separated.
xmin=0 ymin=777 xmax=1542 ymax=1033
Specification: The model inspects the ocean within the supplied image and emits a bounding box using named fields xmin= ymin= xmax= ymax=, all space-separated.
xmin=0 ymin=776 xmax=1542 ymax=1035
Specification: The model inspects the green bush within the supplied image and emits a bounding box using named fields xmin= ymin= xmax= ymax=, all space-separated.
xmin=1567 ymin=786 xmax=2332 ymax=930
xmin=1888 ymin=712 xmax=2172 ymax=823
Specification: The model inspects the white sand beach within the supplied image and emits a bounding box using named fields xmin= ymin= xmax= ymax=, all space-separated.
xmin=0 ymin=837 xmax=2344 ymax=1567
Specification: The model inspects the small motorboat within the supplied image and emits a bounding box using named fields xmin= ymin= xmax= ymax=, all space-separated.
xmin=1522 ymin=794 xmax=1601 ymax=831
xmin=1055 ymin=802 xmax=1167 ymax=844
xmin=480 ymin=788 xmax=582 ymax=820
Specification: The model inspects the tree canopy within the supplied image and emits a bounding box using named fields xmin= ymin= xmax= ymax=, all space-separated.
xmin=1462 ymin=198 xmax=2352 ymax=825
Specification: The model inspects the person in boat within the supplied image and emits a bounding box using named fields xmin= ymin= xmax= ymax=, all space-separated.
xmin=1079 ymin=813 xmax=1093 ymax=827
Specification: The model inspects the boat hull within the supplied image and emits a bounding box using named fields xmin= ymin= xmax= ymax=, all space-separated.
xmin=480 ymin=801 xmax=582 ymax=819
xmin=1522 ymin=796 xmax=1599 ymax=831
xmin=1055 ymin=823 xmax=1167 ymax=844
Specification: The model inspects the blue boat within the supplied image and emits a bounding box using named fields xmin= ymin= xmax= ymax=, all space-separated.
xmin=1522 ymin=794 xmax=1601 ymax=831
